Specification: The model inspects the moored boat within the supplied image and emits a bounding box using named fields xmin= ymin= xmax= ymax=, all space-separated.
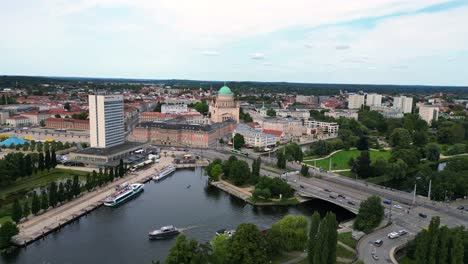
xmin=103 ymin=182 xmax=144 ymax=207
xmin=148 ymin=225 xmax=180 ymax=240
xmin=153 ymin=165 xmax=177 ymax=181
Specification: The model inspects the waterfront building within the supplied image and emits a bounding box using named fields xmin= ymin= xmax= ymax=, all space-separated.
xmin=348 ymin=94 xmax=365 ymax=109
xmin=393 ymin=96 xmax=413 ymax=113
xmin=209 ymin=84 xmax=240 ymax=123
xmin=366 ymin=93 xmax=382 ymax=107
xmin=89 ymin=94 xmax=125 ymax=148
xmin=419 ymin=105 xmax=439 ymax=124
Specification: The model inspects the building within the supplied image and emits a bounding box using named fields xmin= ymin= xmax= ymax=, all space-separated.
xmin=348 ymin=94 xmax=365 ymax=109
xmin=161 ymin=104 xmax=188 ymax=114
xmin=276 ymin=109 xmax=310 ymax=119
xmin=305 ymin=120 xmax=339 ymax=134
xmin=69 ymin=141 xmax=148 ymax=166
xmin=393 ymin=96 xmax=413 ymax=113
xmin=258 ymin=117 xmax=306 ymax=137
xmin=21 ymin=111 xmax=50 ymax=125
xmin=89 ymin=94 xmax=125 ymax=148
xmin=233 ymin=124 xmax=276 ymax=148
xmin=325 ymin=110 xmax=359 ymax=120
xmin=139 ymin=111 xmax=205 ymax=124
xmin=130 ymin=120 xmax=235 ymax=148
xmin=209 ymin=84 xmax=239 ymax=123
xmin=0 ymin=110 xmax=10 ymax=124
xmin=366 ymin=93 xmax=382 ymax=107
xmin=6 ymin=116 xmax=29 ymax=127
xmin=45 ymin=118 xmax=90 ymax=130
xmin=370 ymin=106 xmax=404 ymax=119
xmin=296 ymin=95 xmax=317 ymax=104
xmin=419 ymin=105 xmax=439 ymax=124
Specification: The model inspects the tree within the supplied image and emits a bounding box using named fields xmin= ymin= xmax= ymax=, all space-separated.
xmin=0 ymin=221 xmax=19 ymax=249
xmin=356 ymin=135 xmax=369 ymax=150
xmin=40 ymin=190 xmax=49 ymax=210
xmin=229 ymin=223 xmax=268 ymax=264
xmin=210 ymin=234 xmax=230 ymax=264
xmin=57 ymin=182 xmax=65 ymax=203
xmin=64 ymin=102 xmax=71 ymax=111
xmin=23 ymin=200 xmax=30 ymax=217
xmin=301 ymin=164 xmax=309 ymax=177
xmin=425 ymin=143 xmax=440 ymax=162
xmin=24 ymin=154 xmax=33 ymax=176
xmin=371 ymin=158 xmax=388 ymax=177
xmin=308 ymin=211 xmax=321 ymax=264
xmin=85 ymin=173 xmax=92 ymax=192
xmin=118 ymin=159 xmax=125 ymax=177
xmin=193 ymin=101 xmax=209 ymax=115
xmin=166 ymin=234 xmax=203 ymax=264
xmin=44 ymin=149 xmax=51 ymax=170
xmin=252 ymin=157 xmax=261 ymax=179
xmin=268 ymin=215 xmax=308 ymax=251
xmin=266 ymin=108 xmax=276 ymax=116
xmin=276 ymin=151 xmax=286 ymax=169
xmin=109 ymin=167 xmax=115 ymax=182
xmin=229 ymin=160 xmax=251 ymax=186
xmin=413 ymin=130 xmax=428 ymax=147
xmin=11 ymin=199 xmax=22 ymax=223
xmin=38 ymin=152 xmax=45 ymax=171
xmin=352 ymin=151 xmax=372 ymax=179
xmin=48 ymin=182 xmax=58 ymax=207
xmin=65 ymin=179 xmax=73 ymax=201
xmin=389 ymin=128 xmax=412 ymax=148
xmin=210 ymin=164 xmax=223 ymax=180
xmin=31 ymin=192 xmax=40 ymax=215
xmin=233 ymin=133 xmax=245 ymax=150
xmin=51 ymin=149 xmax=57 ymax=168
xmin=354 ymin=195 xmax=384 ymax=233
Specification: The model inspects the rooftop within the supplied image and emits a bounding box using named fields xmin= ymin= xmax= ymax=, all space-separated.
xmin=139 ymin=119 xmax=234 ymax=131
xmin=76 ymin=141 xmax=146 ymax=156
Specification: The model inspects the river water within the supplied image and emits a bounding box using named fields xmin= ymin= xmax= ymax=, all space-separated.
xmin=3 ymin=168 xmax=354 ymax=264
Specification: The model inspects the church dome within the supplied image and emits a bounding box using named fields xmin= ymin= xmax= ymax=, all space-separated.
xmin=219 ymin=84 xmax=232 ymax=95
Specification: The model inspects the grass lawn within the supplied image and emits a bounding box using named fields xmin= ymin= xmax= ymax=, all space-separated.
xmin=338 ymin=232 xmax=357 ymax=249
xmin=0 ymin=216 xmax=13 ymax=226
xmin=336 ymin=244 xmax=356 ymax=259
xmin=304 ymin=149 xmax=390 ymax=171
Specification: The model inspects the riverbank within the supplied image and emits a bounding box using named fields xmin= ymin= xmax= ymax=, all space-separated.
xmin=11 ymin=153 xmax=180 ymax=247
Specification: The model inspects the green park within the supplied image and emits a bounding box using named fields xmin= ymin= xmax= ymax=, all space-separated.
xmin=303 ymin=149 xmax=391 ymax=171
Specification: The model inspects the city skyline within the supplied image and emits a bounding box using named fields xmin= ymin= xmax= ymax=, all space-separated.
xmin=1 ymin=0 xmax=468 ymax=86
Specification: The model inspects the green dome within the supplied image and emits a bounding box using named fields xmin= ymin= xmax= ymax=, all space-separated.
xmin=219 ymin=85 xmax=232 ymax=95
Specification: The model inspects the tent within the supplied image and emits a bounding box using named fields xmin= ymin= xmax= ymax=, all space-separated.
xmin=0 ymin=135 xmax=27 ymax=147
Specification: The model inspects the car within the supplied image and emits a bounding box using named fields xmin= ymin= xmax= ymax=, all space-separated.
xmin=329 ymin=195 xmax=337 ymax=199
xmin=383 ymin=200 xmax=392 ymax=205
xmin=372 ymin=253 xmax=379 ymax=260
xmin=393 ymin=204 xmax=403 ymax=209
xmin=300 ymin=185 xmax=305 ymax=189
xmin=374 ymin=240 xmax=383 ymax=247
xmin=457 ymin=205 xmax=465 ymax=210
xmin=388 ymin=232 xmax=399 ymax=239
xmin=398 ymin=230 xmax=408 ymax=236
xmin=324 ymin=188 xmax=331 ymax=192
xmin=347 ymin=201 xmax=356 ymax=205
xmin=338 ymin=194 xmax=346 ymax=199
xmin=419 ymin=213 xmax=428 ymax=218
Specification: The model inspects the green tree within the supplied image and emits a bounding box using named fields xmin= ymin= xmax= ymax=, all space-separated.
xmin=118 ymin=159 xmax=125 ymax=177
xmin=353 ymin=195 xmax=384 ymax=233
xmin=351 ymin=151 xmax=372 ymax=179
xmin=51 ymin=149 xmax=57 ymax=168
xmin=308 ymin=211 xmax=321 ymax=264
xmin=233 ymin=133 xmax=245 ymax=150
xmin=425 ymin=143 xmax=440 ymax=162
xmin=48 ymin=182 xmax=58 ymax=207
xmin=276 ymin=151 xmax=286 ymax=169
xmin=109 ymin=167 xmax=115 ymax=182
xmin=64 ymin=102 xmax=71 ymax=111
xmin=0 ymin=221 xmax=19 ymax=249
xmin=413 ymin=130 xmax=428 ymax=147
xmin=31 ymin=192 xmax=40 ymax=215
xmin=166 ymin=234 xmax=203 ymax=264
xmin=229 ymin=223 xmax=268 ymax=264
xmin=193 ymin=101 xmax=209 ymax=115
xmin=23 ymin=200 xmax=30 ymax=217
xmin=44 ymin=149 xmax=51 ymax=170
xmin=229 ymin=160 xmax=251 ymax=186
xmin=356 ymin=135 xmax=369 ymax=150
xmin=153 ymin=102 xmax=163 ymax=112
xmin=40 ymin=190 xmax=48 ymax=210
xmin=210 ymin=234 xmax=230 ymax=264
xmin=38 ymin=152 xmax=45 ymax=171
xmin=24 ymin=154 xmax=33 ymax=176
xmin=389 ymin=128 xmax=412 ymax=148
xmin=268 ymin=215 xmax=308 ymax=251
xmin=57 ymin=182 xmax=65 ymax=203
xmin=301 ymin=164 xmax=309 ymax=177
xmin=266 ymin=108 xmax=276 ymax=116
xmin=65 ymin=179 xmax=73 ymax=201
xmin=210 ymin=164 xmax=223 ymax=181
xmin=85 ymin=173 xmax=92 ymax=191
xmin=11 ymin=199 xmax=22 ymax=223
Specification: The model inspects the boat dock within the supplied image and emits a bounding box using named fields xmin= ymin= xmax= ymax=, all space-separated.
xmin=210 ymin=180 xmax=253 ymax=203
xmin=12 ymin=154 xmax=179 ymax=247
xmin=175 ymin=159 xmax=209 ymax=169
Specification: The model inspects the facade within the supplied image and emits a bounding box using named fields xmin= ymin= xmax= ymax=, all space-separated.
xmin=233 ymin=124 xmax=276 ymax=148
xmin=366 ymin=93 xmax=382 ymax=107
xmin=296 ymin=95 xmax=317 ymax=104
xmin=325 ymin=110 xmax=358 ymax=120
xmin=6 ymin=116 xmax=29 ymax=127
xmin=70 ymin=141 xmax=147 ymax=166
xmin=21 ymin=111 xmax=50 ymax=125
xmin=130 ymin=120 xmax=235 ymax=148
xmin=276 ymin=109 xmax=310 ymax=119
xmin=348 ymin=94 xmax=365 ymax=109
xmin=139 ymin=112 xmax=205 ymax=124
xmin=45 ymin=117 xmax=90 ymax=130
xmin=305 ymin=120 xmax=339 ymax=134
xmin=0 ymin=110 xmax=10 ymax=124
xmin=89 ymin=94 xmax=125 ymax=148
xmin=259 ymin=117 xmax=306 ymax=137
xmin=209 ymin=84 xmax=240 ymax=123
xmin=161 ymin=104 xmax=188 ymax=114
xmin=370 ymin=106 xmax=404 ymax=118
xmin=419 ymin=105 xmax=439 ymax=124
xmin=393 ymin=96 xmax=413 ymax=113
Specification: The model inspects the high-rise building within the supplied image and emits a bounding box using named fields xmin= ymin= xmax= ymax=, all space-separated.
xmin=419 ymin=105 xmax=439 ymax=124
xmin=393 ymin=96 xmax=413 ymax=113
xmin=366 ymin=93 xmax=382 ymax=107
xmin=348 ymin=94 xmax=365 ymax=109
xmin=89 ymin=94 xmax=124 ymax=148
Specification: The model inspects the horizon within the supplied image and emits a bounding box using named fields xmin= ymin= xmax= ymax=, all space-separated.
xmin=1 ymin=1 xmax=468 ymax=86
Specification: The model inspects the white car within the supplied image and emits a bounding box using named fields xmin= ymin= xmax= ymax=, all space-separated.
xmin=388 ymin=232 xmax=399 ymax=239
xmin=393 ymin=204 xmax=403 ymax=209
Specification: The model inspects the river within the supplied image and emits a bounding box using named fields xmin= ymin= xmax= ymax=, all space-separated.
xmin=3 ymin=168 xmax=354 ymax=264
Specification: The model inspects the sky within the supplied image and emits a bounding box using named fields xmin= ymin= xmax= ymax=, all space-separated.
xmin=1 ymin=0 xmax=468 ymax=86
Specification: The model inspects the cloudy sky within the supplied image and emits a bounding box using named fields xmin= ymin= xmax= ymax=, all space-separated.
xmin=1 ymin=0 xmax=468 ymax=85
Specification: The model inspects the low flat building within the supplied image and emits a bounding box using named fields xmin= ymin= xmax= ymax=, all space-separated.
xmin=233 ymin=124 xmax=276 ymax=148
xmin=45 ymin=117 xmax=90 ymax=130
xmin=69 ymin=141 xmax=148 ymax=166
xmin=305 ymin=120 xmax=339 ymax=134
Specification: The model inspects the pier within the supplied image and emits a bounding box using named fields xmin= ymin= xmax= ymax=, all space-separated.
xmin=12 ymin=154 xmax=178 ymax=247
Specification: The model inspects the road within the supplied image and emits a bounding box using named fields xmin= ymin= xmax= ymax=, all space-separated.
xmin=193 ymin=147 xmax=468 ymax=263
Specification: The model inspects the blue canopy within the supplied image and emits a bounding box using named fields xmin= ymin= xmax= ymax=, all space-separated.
xmin=0 ymin=136 xmax=27 ymax=146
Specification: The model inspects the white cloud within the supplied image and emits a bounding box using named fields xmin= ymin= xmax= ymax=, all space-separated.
xmin=250 ymin=53 xmax=265 ymax=60
xmin=335 ymin=45 xmax=351 ymax=50
xmin=200 ymin=51 xmax=221 ymax=56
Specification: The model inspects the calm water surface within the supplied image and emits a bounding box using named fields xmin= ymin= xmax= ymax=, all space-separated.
xmin=3 ymin=168 xmax=354 ymax=264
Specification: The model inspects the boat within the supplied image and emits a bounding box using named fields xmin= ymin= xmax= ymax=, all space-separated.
xmin=216 ymin=229 xmax=236 ymax=237
xmin=103 ymin=182 xmax=144 ymax=207
xmin=153 ymin=165 xmax=177 ymax=181
xmin=148 ymin=225 xmax=180 ymax=240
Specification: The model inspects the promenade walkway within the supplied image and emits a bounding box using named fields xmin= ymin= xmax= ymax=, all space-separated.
xmin=13 ymin=154 xmax=180 ymax=246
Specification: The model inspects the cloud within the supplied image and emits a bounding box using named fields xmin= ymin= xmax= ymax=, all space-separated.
xmin=200 ymin=51 xmax=220 ymax=56
xmin=305 ymin=43 xmax=314 ymax=48
xmin=250 ymin=53 xmax=266 ymax=60
xmin=335 ymin=44 xmax=351 ymax=50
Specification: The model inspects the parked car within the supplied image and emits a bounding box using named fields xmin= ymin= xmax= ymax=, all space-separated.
xmin=329 ymin=195 xmax=337 ymax=199
xmin=398 ymin=230 xmax=408 ymax=236
xmin=388 ymin=232 xmax=399 ymax=239
xmin=338 ymin=194 xmax=346 ymax=199
xmin=372 ymin=253 xmax=379 ymax=260
xmin=324 ymin=188 xmax=331 ymax=192
xmin=393 ymin=204 xmax=403 ymax=209
xmin=300 ymin=185 xmax=305 ymax=189
xmin=347 ymin=201 xmax=356 ymax=205
xmin=419 ymin=213 xmax=428 ymax=218
xmin=383 ymin=200 xmax=392 ymax=205
xmin=374 ymin=240 xmax=383 ymax=247
xmin=457 ymin=205 xmax=465 ymax=210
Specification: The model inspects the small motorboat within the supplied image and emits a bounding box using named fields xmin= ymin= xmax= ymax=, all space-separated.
xmin=149 ymin=225 xmax=180 ymax=240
